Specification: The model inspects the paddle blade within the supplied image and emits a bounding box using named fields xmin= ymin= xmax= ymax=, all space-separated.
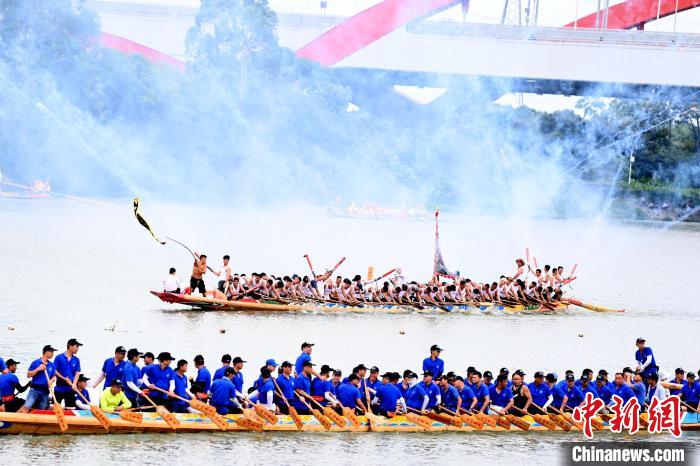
xmin=591 ymin=417 xmax=604 ymax=431
xmin=312 ymin=408 xmax=333 ymax=431
xmin=118 ymin=410 xmax=142 ymax=424
xmin=243 ymin=409 xmax=265 ymax=431
xmin=548 ymin=413 xmax=572 ymax=431
xmin=234 ymin=416 xmax=261 ymax=431
xmin=53 ymin=403 xmax=69 ymax=432
xmin=253 ymin=404 xmax=277 ymax=425
xmin=90 ymin=406 xmax=113 ymax=430
xmin=405 ymin=412 xmax=434 ymax=430
xmin=494 ymin=415 xmax=511 ymax=430
xmin=323 ymin=407 xmax=346 ymax=427
xmin=475 ymin=412 xmax=497 ymax=427
xmin=506 ymin=414 xmax=530 ymax=431
xmin=562 ymin=412 xmax=583 ymax=430
xmin=156 ymin=406 xmax=180 ymax=429
xmin=205 ymin=412 xmax=229 ymax=431
xmin=190 ymin=399 xmax=216 ymax=416
xmin=288 ymin=406 xmax=304 ymax=430
xmin=533 ymin=414 xmax=558 ymax=431
xmin=342 ymin=407 xmax=362 ymax=430
xmin=460 ymin=414 xmax=484 ymax=430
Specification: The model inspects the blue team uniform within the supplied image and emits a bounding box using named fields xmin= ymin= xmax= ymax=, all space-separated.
xmin=375 ymin=383 xmax=401 ymax=414
xmin=294 ymin=353 xmax=311 ymax=375
xmin=405 ymin=383 xmax=427 ymax=410
xmin=564 ymin=385 xmax=585 ymax=409
xmin=419 ymin=381 xmax=440 ymax=409
xmin=53 ymin=353 xmax=81 ymax=394
xmin=473 ymin=384 xmax=490 ymax=410
xmin=144 ymin=364 xmax=175 ymax=400
xmin=631 ymin=382 xmax=646 ymax=406
xmin=580 ymin=384 xmax=599 ymax=399
xmin=196 ymin=366 xmax=212 ymax=392
xmin=458 ymin=385 xmax=476 ymax=409
xmin=122 ymin=361 xmax=141 ymax=402
xmin=275 ymin=375 xmax=296 ymax=404
xmin=595 ymin=383 xmax=614 ymax=404
xmin=422 ymin=357 xmax=445 ymax=378
xmin=209 ymin=378 xmax=236 ymax=414
xmin=172 ymin=372 xmax=190 ymax=412
xmin=527 ymin=382 xmax=551 ymax=407
xmin=336 ymin=383 xmax=361 ymax=409
xmin=441 ymin=384 xmax=460 ymax=411
xmin=551 ymin=384 xmax=567 ymax=408
xmin=232 ymin=371 xmax=244 ymax=394
xmin=681 ymin=382 xmax=699 ymax=404
xmin=634 ymin=347 xmax=658 ymax=376
xmin=489 ymin=385 xmax=513 ymax=408
xmin=311 ymin=377 xmax=331 ymax=406
xmin=212 ymin=365 xmax=230 ymax=382
xmin=101 ymin=358 xmax=125 ymax=389
xmin=612 ymin=383 xmax=635 ymax=404
xmin=292 ymin=374 xmax=311 ymax=411
xmin=0 ymin=372 xmax=19 ymax=396
xmin=670 ymin=380 xmax=687 ymax=396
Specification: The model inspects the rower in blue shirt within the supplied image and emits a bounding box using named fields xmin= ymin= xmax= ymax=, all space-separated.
xmin=422 ymin=344 xmax=445 ymax=379
xmin=489 ymin=374 xmax=514 ymax=414
xmin=122 ymin=348 xmax=144 ymax=408
xmin=575 ymin=369 xmax=594 ymax=389
xmin=336 ymin=374 xmax=365 ymax=412
xmin=482 ymin=371 xmax=494 ymax=389
xmin=209 ymin=367 xmax=238 ymax=415
xmin=670 ymin=368 xmax=687 ymax=396
xmin=274 ymin=361 xmax=296 ymax=413
xmin=471 ymin=371 xmax=490 ymax=414
xmin=594 ymin=375 xmax=613 ymax=404
xmin=628 ymin=371 xmax=646 ymax=408
xmin=438 ymin=375 xmax=460 ymax=413
xmin=454 ymin=376 xmax=476 ymax=411
xmin=212 ymin=354 xmax=232 ymax=381
xmin=405 ymin=373 xmax=428 ymax=411
xmin=598 ymin=369 xmax=615 ymax=392
xmin=418 ymin=371 xmax=441 ymax=411
xmin=311 ymin=365 xmax=334 ymax=407
xmin=365 ymin=366 xmax=381 ymax=402
xmin=527 ymin=371 xmax=551 ymax=413
xmin=231 ymin=357 xmax=245 ymax=395
xmin=329 ymin=369 xmax=342 ymax=396
xmin=397 ymin=370 xmax=412 ymax=398
xmin=0 ymin=359 xmax=28 ymax=412
xmin=172 ymin=359 xmax=193 ymax=413
xmin=249 ymin=368 xmax=276 ymax=411
xmin=93 ymin=346 xmax=127 ymax=390
xmin=373 ymin=373 xmax=403 ymax=416
xmin=20 ymin=344 xmax=57 ymax=413
xmin=546 ymin=373 xmax=567 ymax=413
xmin=53 ymin=338 xmax=83 ymax=408
xmin=193 ymin=355 xmax=212 ymax=394
xmin=139 ymin=352 xmax=155 ymax=388
xmin=295 ymin=342 xmax=314 ymax=376
xmin=612 ymin=372 xmax=636 ymax=405
xmin=562 ymin=374 xmax=585 ymax=410
xmin=292 ymin=360 xmax=315 ymax=414
xmin=579 ymin=375 xmax=598 ymax=398
xmin=0 ymin=356 xmax=6 ymax=375
xmin=634 ymin=337 xmax=658 ymax=378
xmin=253 ymin=359 xmax=279 ymax=391
xmin=143 ymin=352 xmax=176 ymax=410
xmin=680 ymin=372 xmax=699 ymax=409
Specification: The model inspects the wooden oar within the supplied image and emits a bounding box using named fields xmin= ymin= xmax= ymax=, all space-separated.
xmin=403 ymin=408 xmax=437 ymax=430
xmin=45 ymin=369 xmax=68 ymax=432
xmin=563 ymin=298 xmax=624 ymax=313
xmin=459 ymin=407 xmax=497 ymax=428
xmin=360 ymin=380 xmax=383 ymax=431
xmin=272 ymin=379 xmax=303 ymax=430
xmin=298 ymin=391 xmax=347 ymax=427
xmin=530 ymin=403 xmax=571 ymax=431
xmin=56 ymin=372 xmax=112 ymax=430
xmin=441 ymin=406 xmax=483 ymax=429
xmin=139 ymin=393 xmax=180 ymax=429
xmin=410 ymin=407 xmax=462 ymax=427
xmin=151 ymin=386 xmax=228 ymax=431
xmin=238 ymin=392 xmax=278 ymax=425
xmin=490 ymin=406 xmax=530 ymax=431
xmin=303 ymin=254 xmax=317 ymax=280
xmin=485 ymin=406 xmax=511 ymax=429
xmin=517 ymin=403 xmax=560 ymax=432
xmin=296 ymin=396 xmax=332 ymax=431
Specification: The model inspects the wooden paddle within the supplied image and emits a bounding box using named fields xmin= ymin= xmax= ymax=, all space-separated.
xmin=56 ymin=372 xmax=112 ymax=430
xmin=490 ymin=406 xmax=530 ymax=431
xmin=118 ymin=410 xmax=143 ymax=424
xmin=151 ymin=386 xmax=228 ymax=431
xmin=459 ymin=407 xmax=497 ymax=428
xmin=298 ymin=391 xmax=347 ymax=427
xmin=515 ymin=406 xmax=558 ymax=430
xmin=139 ymin=392 xmax=180 ymax=429
xmin=531 ymin=403 xmax=571 ymax=431
xmin=297 ymin=396 xmax=332 ymax=431
xmin=272 ymin=379 xmax=304 ymax=430
xmin=360 ymin=379 xmax=384 ymax=431
xmin=409 ymin=407 xmax=461 ymax=427
xmin=561 ymin=404 xmax=604 ymax=431
xmin=45 ymin=369 xmax=68 ymax=432
xmin=404 ymin=409 xmax=436 ymax=430
xmin=441 ymin=406 xmax=483 ymax=429
xmin=486 ymin=406 xmax=511 ymax=430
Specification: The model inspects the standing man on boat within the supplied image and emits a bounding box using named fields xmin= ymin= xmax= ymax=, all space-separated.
xmin=142 ymin=352 xmax=176 ymax=410
xmin=93 ymin=346 xmax=127 ymax=390
xmin=422 ymin=345 xmax=444 ymax=379
xmin=20 ymin=344 xmax=57 ymax=413
xmin=189 ymin=253 xmax=208 ymax=297
xmin=0 ymin=359 xmax=28 ymax=412
xmin=295 ymin=342 xmax=314 ymax=376
xmin=53 ymin=338 xmax=82 ymax=408
xmin=215 ymin=255 xmax=233 ymax=293
xmin=213 ymin=354 xmax=232 ymax=381
xmin=122 ymin=348 xmax=144 ymax=408
xmin=275 ymin=361 xmax=296 ymax=414
xmin=232 ymin=356 xmax=245 ymax=396
xmin=293 ymin=361 xmax=315 ymax=414
xmin=193 ymin=355 xmax=211 ymax=396
xmin=634 ymin=337 xmax=658 ymax=379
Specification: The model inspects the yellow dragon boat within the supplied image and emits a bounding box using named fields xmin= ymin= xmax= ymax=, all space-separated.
xmin=0 ymin=410 xmax=697 ymax=435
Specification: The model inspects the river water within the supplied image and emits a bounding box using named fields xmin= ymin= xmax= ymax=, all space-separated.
xmin=1 ymin=200 xmax=698 ymax=465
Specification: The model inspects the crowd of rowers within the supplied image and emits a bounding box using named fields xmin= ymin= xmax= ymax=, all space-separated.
xmin=1 ymin=338 xmax=697 ymax=419
xmin=162 ymin=254 xmax=574 ymax=306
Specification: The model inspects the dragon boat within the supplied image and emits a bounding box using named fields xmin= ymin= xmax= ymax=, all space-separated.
xmin=0 ymin=410 xmax=697 ymax=435
xmin=151 ymin=291 xmax=570 ymax=313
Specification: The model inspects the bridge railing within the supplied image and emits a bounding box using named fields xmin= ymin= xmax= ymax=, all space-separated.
xmin=406 ymin=21 xmax=700 ymax=49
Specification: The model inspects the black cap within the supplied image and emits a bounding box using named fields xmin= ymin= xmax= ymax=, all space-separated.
xmin=499 ymin=367 xmax=509 ymax=374
xmin=115 ymin=346 xmax=127 ymax=354
xmin=332 ymin=369 xmax=342 ymax=376
xmin=622 ymin=367 xmax=634 ymax=374
xmin=598 ymin=369 xmax=609 ymax=375
xmin=127 ymin=348 xmax=143 ymax=359
xmin=42 ymin=344 xmax=57 ymax=353
xmin=224 ymin=367 xmax=235 ymax=376
xmin=348 ymin=374 xmax=359 ymax=382
xmin=566 ymin=374 xmax=575 ymax=382
xmin=157 ymin=352 xmax=174 ymax=361
xmin=403 ymin=369 xmax=413 ymax=378
xmin=580 ymin=375 xmax=590 ymax=382
xmin=595 ymin=375 xmax=605 ymax=382
xmin=143 ymin=352 xmax=155 ymax=359
xmin=546 ymin=373 xmax=557 ymax=382
xmin=5 ymin=359 xmax=19 ymax=366
xmin=77 ymin=374 xmax=90 ymax=382
xmin=675 ymin=367 xmax=685 ymax=374
xmin=67 ymin=338 xmax=83 ymax=347
xmin=232 ymin=356 xmax=246 ymax=364
xmin=454 ymin=375 xmax=464 ymax=382
xmin=260 ymin=367 xmax=271 ymax=378
xmin=370 ymin=366 xmax=379 ymax=373
xmin=380 ymin=372 xmax=393 ymax=378
xmin=320 ymin=364 xmax=333 ymax=374
xmin=389 ymin=372 xmax=401 ymax=382
xmin=466 ymin=366 xmax=476 ymax=373
xmin=636 ymin=337 xmax=646 ymax=343
xmin=422 ymin=370 xmax=433 ymax=377
xmin=534 ymin=371 xmax=544 ymax=378
xmin=111 ymin=379 xmax=124 ymax=387
xmin=483 ymin=370 xmax=493 ymax=378
xmin=194 ymin=355 xmax=205 ymax=364
xmin=221 ymin=354 xmax=232 ymax=363
xmin=565 ymin=370 xmax=574 ymax=375
xmin=430 ymin=344 xmax=443 ymax=352
xmin=688 ymin=372 xmax=697 ymax=379
xmin=301 ymin=342 xmax=314 ymax=349
xmin=281 ymin=360 xmax=293 ymax=368
xmin=514 ymin=369 xmax=525 ymax=377
xmin=355 ymin=364 xmax=367 ymax=371
xmin=303 ymin=361 xmax=315 ymax=367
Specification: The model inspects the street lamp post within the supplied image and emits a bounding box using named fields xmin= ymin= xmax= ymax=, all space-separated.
xmin=628 ymin=154 xmax=635 ymax=185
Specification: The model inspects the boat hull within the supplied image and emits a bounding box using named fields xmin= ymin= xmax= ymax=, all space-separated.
xmin=150 ymin=291 xmax=568 ymax=313
xmin=0 ymin=411 xmax=697 ymax=435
